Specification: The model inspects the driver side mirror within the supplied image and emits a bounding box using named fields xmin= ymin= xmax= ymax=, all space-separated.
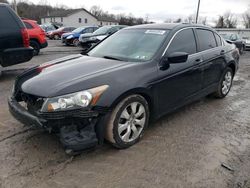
xmin=160 ymin=52 xmax=189 ymax=71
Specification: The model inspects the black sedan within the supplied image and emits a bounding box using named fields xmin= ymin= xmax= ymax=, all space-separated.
xmin=220 ymin=33 xmax=246 ymax=54
xmin=9 ymin=24 xmax=239 ymax=154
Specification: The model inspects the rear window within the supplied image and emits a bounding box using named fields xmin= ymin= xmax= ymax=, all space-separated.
xmin=196 ymin=29 xmax=217 ymax=51
xmin=24 ymin=22 xmax=34 ymax=29
xmin=0 ymin=6 xmax=20 ymax=30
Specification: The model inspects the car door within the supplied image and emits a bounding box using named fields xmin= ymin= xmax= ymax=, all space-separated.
xmin=155 ymin=28 xmax=203 ymax=115
xmin=195 ymin=29 xmax=225 ymax=89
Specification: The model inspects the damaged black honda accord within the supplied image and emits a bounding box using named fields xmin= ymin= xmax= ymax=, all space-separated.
xmin=9 ymin=23 xmax=240 ymax=154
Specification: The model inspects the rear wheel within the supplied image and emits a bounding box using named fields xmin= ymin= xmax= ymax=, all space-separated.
xmin=213 ymin=67 xmax=233 ymax=98
xmin=105 ymin=95 xmax=149 ymax=149
xmin=30 ymin=40 xmax=40 ymax=56
xmin=54 ymin=34 xmax=60 ymax=40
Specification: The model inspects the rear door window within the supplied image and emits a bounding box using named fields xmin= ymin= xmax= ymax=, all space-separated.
xmin=214 ymin=33 xmax=222 ymax=46
xmin=167 ymin=28 xmax=197 ymax=55
xmin=196 ymin=29 xmax=217 ymax=51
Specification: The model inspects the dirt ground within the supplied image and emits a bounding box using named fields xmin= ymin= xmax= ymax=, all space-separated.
xmin=0 ymin=40 xmax=250 ymax=188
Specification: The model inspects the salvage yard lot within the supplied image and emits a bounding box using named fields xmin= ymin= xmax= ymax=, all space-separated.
xmin=0 ymin=40 xmax=250 ymax=188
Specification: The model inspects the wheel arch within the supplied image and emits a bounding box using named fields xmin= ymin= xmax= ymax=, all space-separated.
xmin=110 ymin=88 xmax=155 ymax=117
xmin=227 ymin=61 xmax=236 ymax=76
xmin=30 ymin=38 xmax=41 ymax=47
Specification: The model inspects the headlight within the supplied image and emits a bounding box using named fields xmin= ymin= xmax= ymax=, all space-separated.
xmin=41 ymin=85 xmax=109 ymax=112
xmin=90 ymin=37 xmax=97 ymax=41
xmin=67 ymin=35 xmax=74 ymax=39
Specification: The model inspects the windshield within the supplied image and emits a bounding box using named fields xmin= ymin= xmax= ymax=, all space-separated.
xmin=73 ymin=27 xmax=85 ymax=33
xmin=93 ymin=26 xmax=112 ymax=35
xmin=88 ymin=29 xmax=169 ymax=62
xmin=221 ymin=34 xmax=232 ymax=40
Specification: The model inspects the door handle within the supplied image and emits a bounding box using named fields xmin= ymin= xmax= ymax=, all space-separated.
xmin=220 ymin=50 xmax=225 ymax=55
xmin=195 ymin=58 xmax=203 ymax=64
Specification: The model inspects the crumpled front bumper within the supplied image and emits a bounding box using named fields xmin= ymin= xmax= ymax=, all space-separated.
xmin=8 ymin=96 xmax=109 ymax=153
xmin=8 ymin=97 xmax=46 ymax=127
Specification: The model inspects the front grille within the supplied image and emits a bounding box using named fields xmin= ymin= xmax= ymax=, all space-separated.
xmin=38 ymin=109 xmax=99 ymax=120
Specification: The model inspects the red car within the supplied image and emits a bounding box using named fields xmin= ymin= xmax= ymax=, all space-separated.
xmin=22 ymin=18 xmax=48 ymax=55
xmin=47 ymin=27 xmax=76 ymax=40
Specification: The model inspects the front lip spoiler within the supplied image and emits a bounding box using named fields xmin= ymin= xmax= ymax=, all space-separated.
xmin=8 ymin=97 xmax=46 ymax=127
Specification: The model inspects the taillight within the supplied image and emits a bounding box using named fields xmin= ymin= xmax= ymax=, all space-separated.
xmin=21 ymin=28 xmax=30 ymax=48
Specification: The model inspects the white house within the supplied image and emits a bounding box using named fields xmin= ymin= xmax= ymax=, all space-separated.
xmin=41 ymin=8 xmax=119 ymax=27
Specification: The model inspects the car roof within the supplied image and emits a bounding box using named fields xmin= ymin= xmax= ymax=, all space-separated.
xmin=125 ymin=23 xmax=212 ymax=31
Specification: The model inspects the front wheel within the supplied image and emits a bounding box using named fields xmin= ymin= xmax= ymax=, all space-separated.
xmin=105 ymin=95 xmax=149 ymax=149
xmin=213 ymin=67 xmax=233 ymax=98
xmin=30 ymin=40 xmax=40 ymax=56
xmin=73 ymin=39 xmax=79 ymax=46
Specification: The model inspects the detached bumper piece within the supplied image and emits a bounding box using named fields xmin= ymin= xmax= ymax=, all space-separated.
xmin=60 ymin=122 xmax=98 ymax=155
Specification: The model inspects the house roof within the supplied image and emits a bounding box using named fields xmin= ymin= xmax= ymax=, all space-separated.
xmin=42 ymin=8 xmax=118 ymax=23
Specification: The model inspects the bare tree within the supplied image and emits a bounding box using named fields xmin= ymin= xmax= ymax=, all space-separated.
xmin=0 ymin=0 xmax=9 ymax=3
xmin=90 ymin=5 xmax=103 ymax=17
xmin=215 ymin=12 xmax=237 ymax=28
xmin=224 ymin=12 xmax=237 ymax=28
xmin=174 ymin=18 xmax=182 ymax=23
xmin=243 ymin=12 xmax=250 ymax=28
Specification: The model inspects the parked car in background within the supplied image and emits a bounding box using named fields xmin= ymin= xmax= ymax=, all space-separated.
xmin=47 ymin=26 xmax=76 ymax=40
xmin=22 ymin=18 xmax=48 ymax=55
xmin=40 ymin=23 xmax=58 ymax=37
xmin=242 ymin=36 xmax=250 ymax=50
xmin=0 ymin=3 xmax=33 ymax=75
xmin=9 ymin=23 xmax=239 ymax=154
xmin=220 ymin=33 xmax=246 ymax=54
xmin=79 ymin=25 xmax=127 ymax=50
xmin=61 ymin=26 xmax=98 ymax=46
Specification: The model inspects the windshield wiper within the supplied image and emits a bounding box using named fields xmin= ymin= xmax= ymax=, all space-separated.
xmin=103 ymin=56 xmax=124 ymax=61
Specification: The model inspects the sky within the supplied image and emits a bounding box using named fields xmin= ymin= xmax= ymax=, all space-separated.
xmin=29 ymin=0 xmax=249 ymax=24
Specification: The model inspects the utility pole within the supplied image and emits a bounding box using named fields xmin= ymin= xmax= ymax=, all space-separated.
xmin=195 ymin=0 xmax=201 ymax=23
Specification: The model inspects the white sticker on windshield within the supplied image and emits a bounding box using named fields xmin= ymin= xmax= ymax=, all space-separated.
xmin=145 ymin=30 xmax=166 ymax=35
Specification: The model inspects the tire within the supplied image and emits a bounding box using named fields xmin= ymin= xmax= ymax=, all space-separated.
xmin=54 ymin=34 xmax=60 ymax=40
xmin=239 ymin=46 xmax=244 ymax=55
xmin=213 ymin=67 xmax=233 ymax=98
xmin=73 ymin=39 xmax=79 ymax=47
xmin=30 ymin=40 xmax=40 ymax=56
xmin=0 ymin=65 xmax=2 ymax=77
xmin=105 ymin=95 xmax=149 ymax=149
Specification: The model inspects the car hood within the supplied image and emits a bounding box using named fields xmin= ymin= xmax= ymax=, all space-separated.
xmin=80 ymin=33 xmax=94 ymax=38
xmin=21 ymin=55 xmax=134 ymax=97
xmin=62 ymin=32 xmax=73 ymax=37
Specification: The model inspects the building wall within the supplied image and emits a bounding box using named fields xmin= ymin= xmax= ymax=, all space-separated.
xmin=41 ymin=10 xmax=99 ymax=27
xmin=99 ymin=21 xmax=118 ymax=26
xmin=216 ymin=28 xmax=250 ymax=39
xmin=63 ymin=11 xmax=99 ymax=27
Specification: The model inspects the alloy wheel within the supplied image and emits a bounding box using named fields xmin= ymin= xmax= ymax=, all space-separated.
xmin=222 ymin=71 xmax=232 ymax=95
xmin=118 ymin=102 xmax=146 ymax=143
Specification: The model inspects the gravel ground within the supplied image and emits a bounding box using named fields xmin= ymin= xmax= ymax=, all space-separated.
xmin=0 ymin=40 xmax=250 ymax=188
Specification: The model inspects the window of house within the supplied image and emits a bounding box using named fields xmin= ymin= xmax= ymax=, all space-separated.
xmin=61 ymin=17 xmax=63 ymax=22
xmin=167 ymin=28 xmax=197 ymax=55
xmin=79 ymin=18 xmax=82 ymax=23
xmin=85 ymin=18 xmax=87 ymax=23
xmin=196 ymin=29 xmax=217 ymax=51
